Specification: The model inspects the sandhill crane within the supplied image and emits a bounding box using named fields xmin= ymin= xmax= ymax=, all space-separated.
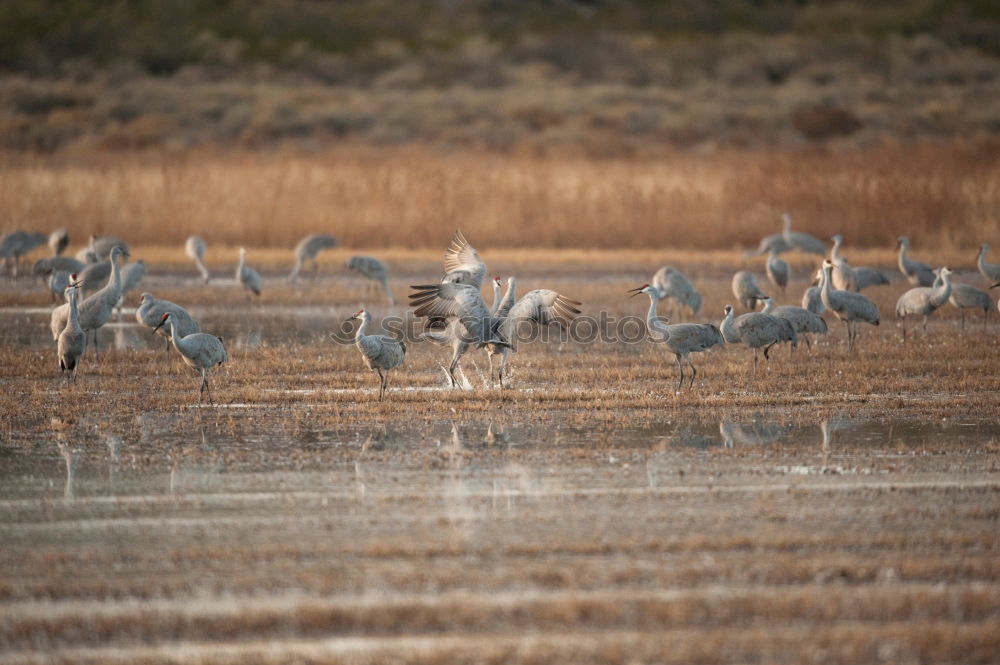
xmin=719 ymin=304 xmax=797 ymax=378
xmin=486 ymin=277 xmax=582 ymax=387
xmin=819 ymin=259 xmax=879 ymax=351
xmin=153 ymin=312 xmax=228 ymax=403
xmin=941 ymin=276 xmax=995 ymax=330
xmin=346 ymin=255 xmax=396 ymax=304
xmin=765 ymin=248 xmax=789 ymax=294
xmin=781 ymin=213 xmax=827 ymax=255
xmin=136 ymin=292 xmax=200 ymax=353
xmin=629 ymin=284 xmax=722 ymax=389
xmin=409 ymin=281 xmax=510 ymax=388
xmin=33 ymin=256 xmax=85 ymax=279
xmin=0 ymin=230 xmax=47 ymax=276
xmin=896 ymin=266 xmax=953 ymax=336
xmin=977 ymin=244 xmax=1000 ymax=284
xmin=289 ymin=233 xmax=339 ymax=282
xmin=50 ymin=246 xmax=129 ymax=353
xmin=801 ymin=286 xmax=824 ymax=314
xmin=829 ymin=234 xmax=857 ymax=291
xmin=897 ymin=236 xmax=935 ymax=286
xmin=343 ymin=309 xmax=406 ymax=401
xmin=49 ymin=228 xmax=69 ymax=256
xmin=760 ymin=297 xmax=827 ymax=349
xmin=490 ymin=276 xmax=505 ymax=314
xmin=732 ymin=270 xmax=768 ymax=311
xmin=185 ymin=235 xmax=210 ymax=283
xmin=74 ymin=246 xmax=98 ymax=264
xmin=237 ymin=247 xmax=262 ymax=297
xmin=853 ymin=266 xmax=891 ymax=291
xmin=88 ymin=235 xmax=130 ymax=261
xmin=651 ymin=266 xmax=702 ymax=319
xmin=57 ymin=277 xmax=85 ymax=380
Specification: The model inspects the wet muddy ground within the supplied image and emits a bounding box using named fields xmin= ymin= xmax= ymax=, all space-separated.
xmin=2 ymin=250 xmax=999 ymax=663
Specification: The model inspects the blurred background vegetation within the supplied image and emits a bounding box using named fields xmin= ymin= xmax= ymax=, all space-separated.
xmin=1 ymin=0 xmax=999 ymax=153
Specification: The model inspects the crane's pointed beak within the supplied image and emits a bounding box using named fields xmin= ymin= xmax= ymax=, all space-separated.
xmin=152 ymin=321 xmax=165 ymax=334
xmin=626 ymin=286 xmax=644 ymax=298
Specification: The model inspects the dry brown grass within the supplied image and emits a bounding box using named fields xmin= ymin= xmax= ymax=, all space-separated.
xmin=1 ymin=143 xmax=998 ymax=253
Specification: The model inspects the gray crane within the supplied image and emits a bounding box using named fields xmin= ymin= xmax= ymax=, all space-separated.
xmin=440 ymin=229 xmax=487 ymax=288
xmin=47 ymin=270 xmax=72 ymax=303
xmin=50 ymin=245 xmax=129 ymax=357
xmin=237 ymin=247 xmax=262 ymax=296
xmin=853 ymin=266 xmax=891 ymax=291
xmin=185 ymin=235 xmax=210 ymax=283
xmin=49 ymin=228 xmax=70 ymax=256
xmin=931 ymin=268 xmax=992 ymax=330
xmin=630 ymin=284 xmax=723 ymax=389
xmin=719 ymin=304 xmax=797 ymax=378
xmin=732 ymin=270 xmax=768 ymax=311
xmin=781 ymin=213 xmax=827 ymax=255
xmin=78 ymin=258 xmax=114 ymax=295
xmin=760 ymin=296 xmax=828 ymax=349
xmin=343 ymin=309 xmax=406 ymax=401
xmin=289 ymin=233 xmax=339 ymax=282
xmin=346 ymin=255 xmax=396 ymax=304
xmin=153 ymin=312 xmax=228 ymax=403
xmin=135 ymin=293 xmax=200 ymax=353
xmin=57 ymin=277 xmax=85 ymax=380
xmin=819 ymin=259 xmax=880 ymax=351
xmin=0 ymin=230 xmax=47 ymax=276
xmin=977 ymin=244 xmax=1000 ymax=285
xmin=33 ymin=256 xmax=84 ymax=279
xmin=486 ymin=277 xmax=582 ymax=387
xmin=765 ymin=247 xmax=790 ymax=294
xmin=896 ymin=266 xmax=953 ymax=335
xmin=896 ymin=236 xmax=935 ymax=286
xmin=651 ymin=266 xmax=702 ymax=318
xmin=409 ymin=281 xmax=510 ymax=388
xmin=87 ymin=235 xmax=130 ymax=261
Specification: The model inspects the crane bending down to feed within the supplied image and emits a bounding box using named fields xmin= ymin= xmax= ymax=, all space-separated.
xmin=897 ymin=236 xmax=935 ymax=287
xmin=289 ymin=234 xmax=339 ymax=282
xmin=765 ymin=248 xmax=789 ymax=294
xmin=57 ymin=276 xmax=85 ymax=380
xmin=720 ymin=304 xmax=797 ymax=378
xmin=651 ymin=266 xmax=702 ymax=319
xmin=629 ymin=284 xmax=723 ymax=389
xmin=136 ymin=293 xmax=200 ymax=353
xmin=895 ymin=266 xmax=953 ymax=336
xmin=732 ymin=271 xmax=768 ymax=311
xmin=346 ymin=255 xmax=396 ymax=305
xmin=484 ymin=277 xmax=582 ymax=387
xmin=153 ymin=312 xmax=228 ymax=403
xmin=801 ymin=286 xmax=824 ymax=314
xmin=819 ymin=259 xmax=880 ymax=351
xmin=760 ymin=297 xmax=828 ymax=349
xmin=343 ymin=309 xmax=406 ymax=401
xmin=185 ymin=236 xmax=210 ymax=283
xmin=237 ymin=247 xmax=262 ymax=297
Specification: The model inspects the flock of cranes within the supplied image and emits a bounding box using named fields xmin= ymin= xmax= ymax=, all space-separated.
xmin=3 ymin=214 xmax=999 ymax=402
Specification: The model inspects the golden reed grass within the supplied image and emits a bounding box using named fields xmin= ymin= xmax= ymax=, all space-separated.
xmin=1 ymin=142 xmax=997 ymax=251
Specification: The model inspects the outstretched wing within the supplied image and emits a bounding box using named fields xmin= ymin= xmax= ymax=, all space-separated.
xmin=507 ymin=289 xmax=582 ymax=328
xmin=441 ymin=230 xmax=486 ymax=289
xmin=409 ymin=282 xmax=490 ymax=321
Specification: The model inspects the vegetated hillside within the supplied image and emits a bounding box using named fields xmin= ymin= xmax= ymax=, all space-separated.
xmin=1 ymin=1 xmax=999 ymax=153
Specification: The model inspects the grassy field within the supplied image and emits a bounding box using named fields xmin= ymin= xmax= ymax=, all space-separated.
xmin=2 ymin=143 xmax=999 ymax=252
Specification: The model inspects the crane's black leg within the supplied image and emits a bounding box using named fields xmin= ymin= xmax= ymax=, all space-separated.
xmin=377 ymin=369 xmax=385 ymax=401
xmin=688 ymin=358 xmax=697 ymax=388
xmin=675 ymin=354 xmax=684 ymax=390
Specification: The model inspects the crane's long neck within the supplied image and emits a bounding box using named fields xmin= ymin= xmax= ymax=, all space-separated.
xmin=107 ymin=252 xmax=123 ymax=298
xmin=355 ymin=313 xmax=371 ymax=343
xmin=782 ymin=214 xmax=792 ymax=238
xmin=644 ymin=293 xmax=668 ymax=341
xmin=720 ymin=307 xmax=735 ymax=342
xmin=66 ymin=288 xmax=81 ymax=332
xmin=979 ymin=246 xmax=997 ymax=275
xmin=931 ymin=271 xmax=952 ymax=307
xmin=496 ymin=278 xmax=517 ymax=321
xmin=819 ymin=265 xmax=835 ymax=308
xmin=490 ymin=281 xmax=501 ymax=314
xmin=898 ymin=242 xmax=910 ymax=272
xmin=761 ymin=298 xmax=775 ymax=314
xmin=831 ymin=237 xmax=844 ymax=261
